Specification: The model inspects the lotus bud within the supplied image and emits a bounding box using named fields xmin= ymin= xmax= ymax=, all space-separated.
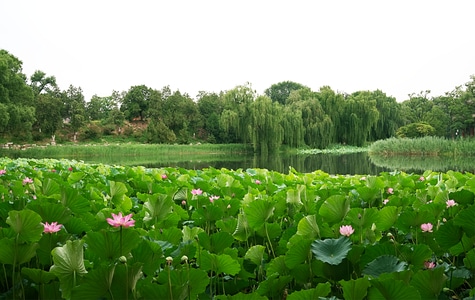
xmin=119 ymin=256 xmax=127 ymax=264
xmin=181 ymin=255 xmax=188 ymax=263
xmin=166 ymin=256 xmax=173 ymax=265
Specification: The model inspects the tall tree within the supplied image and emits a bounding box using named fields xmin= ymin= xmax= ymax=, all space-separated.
xmin=29 ymin=70 xmax=58 ymax=97
xmin=62 ymin=85 xmax=86 ymax=137
xmin=249 ymin=95 xmax=284 ymax=154
xmin=264 ymin=81 xmax=307 ymax=105
xmin=121 ymin=85 xmax=154 ymax=121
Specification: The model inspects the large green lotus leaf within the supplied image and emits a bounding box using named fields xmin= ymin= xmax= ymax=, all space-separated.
xmin=266 ymin=255 xmax=289 ymax=276
xmin=410 ymin=267 xmax=447 ymax=299
xmin=256 ymin=273 xmax=292 ymax=299
xmin=149 ymin=227 xmax=183 ymax=245
xmin=216 ymin=217 xmax=238 ymax=235
xmin=192 ymin=205 xmax=224 ymax=224
xmin=199 ymin=251 xmax=240 ymax=275
xmin=182 ymin=225 xmax=204 ymax=243
xmin=233 ymin=213 xmax=252 ymax=241
xmin=362 ymin=255 xmax=407 ymax=278
xmin=286 ymin=186 xmax=304 ymax=205
xmin=339 ymin=277 xmax=371 ymax=300
xmin=400 ymin=244 xmax=432 ymax=269
xmin=311 ymin=236 xmax=352 ymax=265
xmin=0 ymin=238 xmax=39 ymax=265
xmin=368 ymin=279 xmax=421 ymax=300
xmin=375 ymin=206 xmax=400 ymax=231
xmin=70 ymin=264 xmax=115 ymax=300
xmin=109 ymin=180 xmax=132 ymax=211
xmin=84 ymin=228 xmax=141 ymax=260
xmin=130 ymin=239 xmax=164 ymax=277
xmin=296 ymin=214 xmax=320 ymax=239
xmin=285 ymin=237 xmax=312 ymax=269
xmin=318 ymin=195 xmax=350 ymax=224
xmin=244 ymin=199 xmax=275 ymax=230
xmin=286 ymin=282 xmax=332 ymax=300
xmin=449 ymin=233 xmax=475 ymax=256
xmin=345 ymin=207 xmax=378 ymax=229
xmin=40 ymin=177 xmax=60 ymax=197
xmin=464 ymin=248 xmax=475 ymax=271
xmin=63 ymin=216 xmax=92 ymax=235
xmin=435 ymin=220 xmax=463 ymax=250
xmin=27 ymin=201 xmax=72 ymax=225
xmin=355 ymin=185 xmax=380 ymax=203
xmin=67 ymin=171 xmax=86 ymax=184
xmin=245 ymin=245 xmax=267 ymax=266
xmin=453 ymin=205 xmax=475 ymax=237
xmin=61 ymin=187 xmax=91 ymax=215
xmin=142 ymin=193 xmax=173 ymax=224
xmin=50 ymin=240 xmax=88 ymax=300
xmin=109 ymin=262 xmax=143 ymax=298
xmin=449 ymin=189 xmax=474 ymax=205
xmin=21 ymin=267 xmax=57 ymax=284
xmin=255 ymin=222 xmax=281 ymax=240
xmin=6 ymin=210 xmax=43 ymax=243
xmin=210 ymin=231 xmax=234 ymax=254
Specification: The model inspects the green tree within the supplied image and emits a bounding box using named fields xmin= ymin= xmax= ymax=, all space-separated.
xmin=396 ymin=122 xmax=435 ymax=138
xmin=0 ymin=50 xmax=35 ymax=139
xmin=29 ymin=70 xmax=58 ymax=97
xmin=367 ymin=90 xmax=403 ymax=141
xmin=34 ymin=93 xmax=63 ymax=137
xmin=264 ymin=81 xmax=307 ymax=105
xmin=197 ymin=91 xmax=224 ymax=142
xmin=249 ymin=95 xmax=284 ymax=154
xmin=341 ymin=91 xmax=379 ymax=146
xmin=62 ymin=85 xmax=86 ymax=138
xmin=220 ymin=83 xmax=256 ymax=145
xmin=121 ymin=85 xmax=154 ymax=121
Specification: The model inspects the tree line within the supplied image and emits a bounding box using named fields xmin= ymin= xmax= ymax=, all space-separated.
xmin=1 ymin=49 xmax=474 ymax=154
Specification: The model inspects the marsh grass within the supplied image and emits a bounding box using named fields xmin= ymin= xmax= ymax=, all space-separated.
xmin=0 ymin=143 xmax=252 ymax=161
xmin=368 ymin=136 xmax=475 ymax=156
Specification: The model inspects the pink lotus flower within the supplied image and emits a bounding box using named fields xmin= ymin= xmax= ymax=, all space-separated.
xmin=161 ymin=174 xmax=168 ymax=179
xmin=424 ymin=261 xmax=436 ymax=269
xmin=209 ymin=195 xmax=220 ymax=203
xmin=107 ymin=212 xmax=135 ymax=228
xmin=387 ymin=188 xmax=394 ymax=194
xmin=255 ymin=179 xmax=261 ymax=184
xmin=360 ymin=176 xmax=366 ymax=181
xmin=23 ymin=177 xmax=33 ymax=185
xmin=181 ymin=200 xmax=186 ymax=206
xmin=51 ymin=169 xmax=56 ymax=173
xmin=191 ymin=189 xmax=203 ymax=196
xmin=339 ymin=225 xmax=355 ymax=237
xmin=421 ymin=223 xmax=433 ymax=232
xmin=0 ymin=170 xmax=6 ymax=175
xmin=68 ymin=167 xmax=73 ymax=171
xmin=446 ymin=199 xmax=457 ymax=208
xmin=383 ymin=199 xmax=389 ymax=205
xmin=43 ymin=222 xmax=62 ymax=233
xmin=419 ymin=176 xmax=425 ymax=181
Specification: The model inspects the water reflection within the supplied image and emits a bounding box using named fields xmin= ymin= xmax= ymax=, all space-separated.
xmin=106 ymin=152 xmax=392 ymax=175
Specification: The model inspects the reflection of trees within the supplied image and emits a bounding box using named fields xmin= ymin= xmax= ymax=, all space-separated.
xmin=368 ymin=154 xmax=475 ymax=173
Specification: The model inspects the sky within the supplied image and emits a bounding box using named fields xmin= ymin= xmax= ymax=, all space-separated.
xmin=2 ymin=1 xmax=474 ymax=102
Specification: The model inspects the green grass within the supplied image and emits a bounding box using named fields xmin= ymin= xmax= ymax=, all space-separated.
xmin=0 ymin=143 xmax=253 ymax=160
xmin=368 ymin=136 xmax=475 ymax=156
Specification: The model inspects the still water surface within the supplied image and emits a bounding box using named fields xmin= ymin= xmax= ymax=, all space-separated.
xmin=83 ymin=152 xmax=391 ymax=175
xmin=79 ymin=151 xmax=475 ymax=175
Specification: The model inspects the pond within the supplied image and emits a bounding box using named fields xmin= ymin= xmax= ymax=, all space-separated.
xmin=74 ymin=151 xmax=475 ymax=175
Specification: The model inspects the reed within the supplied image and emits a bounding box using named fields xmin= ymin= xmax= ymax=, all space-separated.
xmin=0 ymin=143 xmax=252 ymax=160
xmin=368 ymin=136 xmax=475 ymax=156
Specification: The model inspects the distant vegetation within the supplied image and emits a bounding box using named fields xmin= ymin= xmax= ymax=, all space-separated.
xmin=1 ymin=49 xmax=475 ymax=156
xmin=368 ymin=136 xmax=475 ymax=156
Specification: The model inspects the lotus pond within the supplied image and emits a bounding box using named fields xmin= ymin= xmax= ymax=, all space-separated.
xmin=0 ymin=158 xmax=474 ymax=299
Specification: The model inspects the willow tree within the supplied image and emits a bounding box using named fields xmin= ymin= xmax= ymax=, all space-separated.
xmin=281 ymin=106 xmax=305 ymax=148
xmin=341 ymin=92 xmax=379 ymax=146
xmin=219 ymin=83 xmax=255 ymax=145
xmin=287 ymin=88 xmax=333 ymax=149
xmin=366 ymin=90 xmax=403 ymax=141
xmin=249 ymin=95 xmax=284 ymax=154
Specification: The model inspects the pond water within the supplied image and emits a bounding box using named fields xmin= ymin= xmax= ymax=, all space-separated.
xmin=81 ymin=152 xmax=391 ymax=175
xmin=78 ymin=151 xmax=475 ymax=175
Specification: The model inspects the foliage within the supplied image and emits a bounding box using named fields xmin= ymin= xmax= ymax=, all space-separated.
xmin=0 ymin=157 xmax=474 ymax=299
xmin=396 ymin=122 xmax=436 ymax=138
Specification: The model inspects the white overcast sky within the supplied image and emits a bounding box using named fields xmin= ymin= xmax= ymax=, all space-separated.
xmin=1 ymin=1 xmax=474 ymax=102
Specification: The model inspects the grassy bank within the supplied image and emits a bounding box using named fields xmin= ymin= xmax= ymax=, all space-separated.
xmin=0 ymin=143 xmax=253 ymax=160
xmin=368 ymin=136 xmax=475 ymax=156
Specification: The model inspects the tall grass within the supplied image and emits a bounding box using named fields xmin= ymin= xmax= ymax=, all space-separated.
xmin=368 ymin=136 xmax=475 ymax=156
xmin=0 ymin=143 xmax=252 ymax=160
